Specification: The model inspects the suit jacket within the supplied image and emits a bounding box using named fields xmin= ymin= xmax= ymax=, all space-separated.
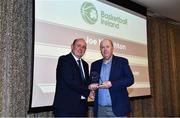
xmin=90 ymin=55 xmax=134 ymax=117
xmin=53 ymin=53 xmax=90 ymax=117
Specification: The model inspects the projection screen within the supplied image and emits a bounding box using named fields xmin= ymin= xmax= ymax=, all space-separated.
xmin=30 ymin=0 xmax=150 ymax=109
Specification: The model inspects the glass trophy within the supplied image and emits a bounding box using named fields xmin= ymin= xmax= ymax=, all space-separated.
xmin=90 ymin=71 xmax=103 ymax=85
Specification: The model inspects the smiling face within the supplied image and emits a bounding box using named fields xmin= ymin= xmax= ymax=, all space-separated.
xmin=100 ymin=39 xmax=114 ymax=60
xmin=71 ymin=38 xmax=87 ymax=59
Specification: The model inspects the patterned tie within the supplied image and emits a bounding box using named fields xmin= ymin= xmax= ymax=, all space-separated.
xmin=77 ymin=60 xmax=86 ymax=84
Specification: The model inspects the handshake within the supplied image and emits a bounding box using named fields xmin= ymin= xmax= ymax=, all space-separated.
xmin=88 ymin=81 xmax=112 ymax=100
xmin=88 ymin=81 xmax=112 ymax=91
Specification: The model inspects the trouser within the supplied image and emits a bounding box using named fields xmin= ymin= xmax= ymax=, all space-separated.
xmin=97 ymin=105 xmax=116 ymax=117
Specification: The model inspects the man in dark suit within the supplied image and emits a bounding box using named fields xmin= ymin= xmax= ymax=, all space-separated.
xmin=53 ymin=38 xmax=90 ymax=117
xmin=89 ymin=39 xmax=134 ymax=117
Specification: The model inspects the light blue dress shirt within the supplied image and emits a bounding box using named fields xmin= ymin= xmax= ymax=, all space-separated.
xmin=98 ymin=59 xmax=112 ymax=106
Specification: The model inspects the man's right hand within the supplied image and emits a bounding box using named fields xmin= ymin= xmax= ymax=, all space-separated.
xmin=88 ymin=83 xmax=99 ymax=91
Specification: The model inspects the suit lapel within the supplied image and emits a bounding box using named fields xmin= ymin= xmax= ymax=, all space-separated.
xmin=68 ymin=53 xmax=80 ymax=71
xmin=98 ymin=60 xmax=103 ymax=74
xmin=109 ymin=55 xmax=115 ymax=81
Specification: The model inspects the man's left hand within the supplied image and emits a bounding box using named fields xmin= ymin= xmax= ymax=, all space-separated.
xmin=98 ymin=81 xmax=112 ymax=88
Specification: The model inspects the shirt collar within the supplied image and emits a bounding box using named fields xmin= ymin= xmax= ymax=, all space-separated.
xmin=71 ymin=52 xmax=81 ymax=62
xmin=103 ymin=55 xmax=113 ymax=64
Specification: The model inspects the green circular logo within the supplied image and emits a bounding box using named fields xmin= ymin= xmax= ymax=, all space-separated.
xmin=81 ymin=1 xmax=98 ymax=25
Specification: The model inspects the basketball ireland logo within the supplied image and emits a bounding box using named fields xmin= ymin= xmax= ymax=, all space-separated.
xmin=81 ymin=1 xmax=98 ymax=25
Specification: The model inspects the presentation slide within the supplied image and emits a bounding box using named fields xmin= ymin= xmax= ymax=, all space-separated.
xmin=31 ymin=0 xmax=150 ymax=108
